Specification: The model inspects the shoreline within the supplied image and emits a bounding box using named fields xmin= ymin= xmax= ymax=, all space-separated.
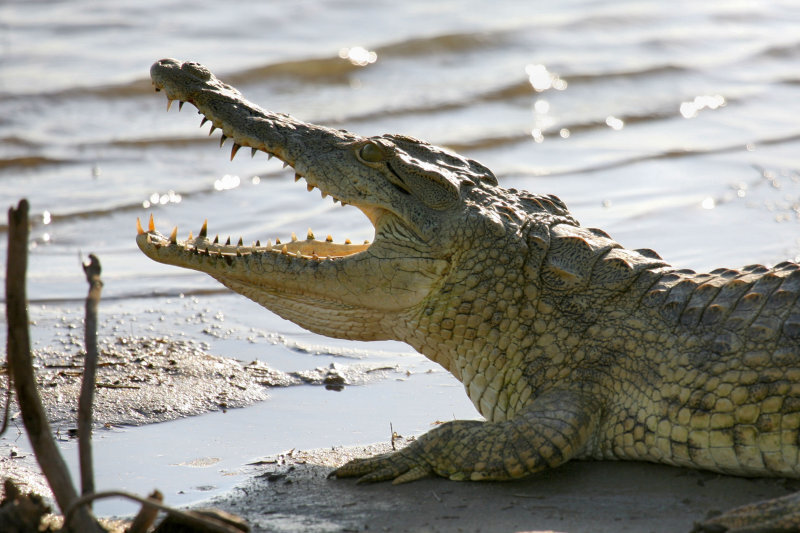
xmin=203 ymin=440 xmax=797 ymax=533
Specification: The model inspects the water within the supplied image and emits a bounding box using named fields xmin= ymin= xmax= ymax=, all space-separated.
xmin=2 ymin=0 xmax=800 ymax=516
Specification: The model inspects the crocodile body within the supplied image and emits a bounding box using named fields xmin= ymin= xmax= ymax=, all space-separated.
xmin=141 ymin=59 xmax=800 ymax=529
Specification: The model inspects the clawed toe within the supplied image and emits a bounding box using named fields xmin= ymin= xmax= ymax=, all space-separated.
xmin=329 ymin=451 xmax=431 ymax=484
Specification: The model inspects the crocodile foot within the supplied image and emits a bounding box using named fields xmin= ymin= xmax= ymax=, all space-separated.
xmin=332 ymin=445 xmax=434 ymax=485
xmin=331 ymin=420 xmax=489 ymax=484
xmin=333 ymin=391 xmax=599 ymax=485
xmin=692 ymin=491 xmax=800 ymax=533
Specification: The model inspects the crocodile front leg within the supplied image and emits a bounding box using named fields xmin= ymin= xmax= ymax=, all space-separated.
xmin=332 ymin=389 xmax=601 ymax=484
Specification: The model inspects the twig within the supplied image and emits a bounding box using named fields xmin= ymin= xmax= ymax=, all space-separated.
xmin=78 ymin=253 xmax=103 ymax=501
xmin=64 ymin=490 xmax=247 ymax=533
xmin=95 ymin=383 xmax=140 ymax=390
xmin=5 ymin=199 xmax=102 ymax=533
xmin=0 ymin=367 xmax=11 ymax=437
xmin=128 ymin=489 xmax=163 ymax=533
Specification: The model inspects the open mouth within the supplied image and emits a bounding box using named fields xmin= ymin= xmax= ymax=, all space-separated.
xmin=137 ymin=59 xmax=449 ymax=327
xmin=138 ymin=61 xmax=375 ymax=264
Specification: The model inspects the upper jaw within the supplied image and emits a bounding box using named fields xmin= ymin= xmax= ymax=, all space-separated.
xmin=150 ymin=58 xmax=362 ymax=207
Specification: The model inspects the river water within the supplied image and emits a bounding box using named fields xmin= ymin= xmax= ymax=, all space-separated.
xmin=2 ymin=0 xmax=800 ymax=517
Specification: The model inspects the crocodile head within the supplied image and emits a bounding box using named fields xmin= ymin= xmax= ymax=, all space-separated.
xmin=140 ymin=58 xmax=570 ymax=342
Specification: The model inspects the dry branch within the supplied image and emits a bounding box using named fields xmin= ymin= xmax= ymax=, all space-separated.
xmin=65 ymin=490 xmax=248 ymax=533
xmin=78 ymin=253 xmax=103 ymax=501
xmin=0 ymin=362 xmax=11 ymax=437
xmin=5 ymin=199 xmax=102 ymax=533
xmin=4 ymin=199 xmax=249 ymax=532
xmin=128 ymin=490 xmax=163 ymax=533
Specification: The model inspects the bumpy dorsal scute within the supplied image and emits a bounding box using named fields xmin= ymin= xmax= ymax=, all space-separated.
xmin=589 ymin=247 xmax=662 ymax=292
xmin=634 ymin=248 xmax=663 ymax=260
xmin=540 ymin=224 xmax=619 ymax=291
xmin=517 ymin=191 xmax=574 ymax=221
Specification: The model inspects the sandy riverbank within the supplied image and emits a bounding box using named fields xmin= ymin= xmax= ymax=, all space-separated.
xmin=199 ymin=439 xmax=796 ymax=533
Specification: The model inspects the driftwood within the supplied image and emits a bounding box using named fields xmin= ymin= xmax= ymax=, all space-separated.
xmin=4 ymin=199 xmax=102 ymax=532
xmin=3 ymin=200 xmax=249 ymax=532
xmin=65 ymin=491 xmax=248 ymax=533
xmin=78 ymin=253 xmax=103 ymax=501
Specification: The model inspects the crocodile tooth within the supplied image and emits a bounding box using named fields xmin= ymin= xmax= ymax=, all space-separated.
xmin=237 ymin=237 xmax=243 ymax=246
xmin=321 ymin=191 xmax=328 ymax=199
xmin=312 ymin=252 xmax=319 ymax=260
xmin=267 ymin=153 xmax=273 ymax=160
xmin=136 ymin=218 xmax=144 ymax=235
xmin=295 ymin=250 xmax=303 ymax=258
xmin=209 ymin=125 xmax=217 ymax=135
xmin=188 ymin=231 xmax=194 ymax=241
xmin=146 ymin=234 xmax=152 ymax=243
xmin=219 ymin=134 xmax=228 ymax=147
xmin=282 ymin=162 xmax=289 ymax=169
xmin=166 ymin=99 xmax=174 ymax=111
xmin=213 ymin=235 xmax=219 ymax=244
xmin=326 ymin=235 xmax=333 ymax=243
xmin=255 ymin=240 xmax=261 ymax=247
xmin=291 ymin=232 xmax=298 ymax=242
xmin=230 ymin=143 xmax=241 ymax=160
xmin=169 ymin=226 xmax=178 ymax=244
xmin=148 ymin=214 xmax=155 ymax=232
xmin=178 ymin=101 xmax=185 ymax=111
xmin=307 ymin=184 xmax=314 ymax=192
xmin=154 ymin=87 xmax=161 ymax=92
xmin=266 ymin=239 xmax=272 ymax=248
xmin=199 ymin=219 xmax=208 ymax=238
xmin=225 ymin=237 xmax=231 ymax=245
xmin=251 ymin=147 xmax=257 ymax=158
xmin=345 ymin=238 xmax=352 ymax=245
xmin=275 ymin=238 xmax=281 ymax=244
xmin=281 ymin=245 xmax=288 ymax=255
xmin=295 ymin=173 xmax=301 ymax=182
xmin=200 ymin=117 xmax=209 ymax=127
xmin=307 ymin=228 xmax=314 ymax=240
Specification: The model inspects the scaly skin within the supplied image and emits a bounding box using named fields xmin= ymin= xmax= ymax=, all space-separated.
xmin=140 ymin=59 xmax=800 ymax=530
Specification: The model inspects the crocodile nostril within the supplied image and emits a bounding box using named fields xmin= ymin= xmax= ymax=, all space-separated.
xmin=182 ymin=61 xmax=213 ymax=81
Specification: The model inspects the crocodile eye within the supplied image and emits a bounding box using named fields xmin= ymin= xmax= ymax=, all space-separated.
xmin=358 ymin=142 xmax=385 ymax=163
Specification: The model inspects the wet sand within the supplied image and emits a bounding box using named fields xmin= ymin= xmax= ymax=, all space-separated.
xmin=203 ymin=440 xmax=797 ymax=533
xmin=3 ymin=335 xmax=398 ymax=430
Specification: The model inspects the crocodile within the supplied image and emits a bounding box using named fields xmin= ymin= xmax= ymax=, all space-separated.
xmin=140 ymin=58 xmax=800 ymax=531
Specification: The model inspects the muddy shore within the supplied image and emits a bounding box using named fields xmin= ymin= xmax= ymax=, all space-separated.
xmin=204 ymin=440 xmax=796 ymax=533
xmin=2 ymin=333 xmax=400 ymax=429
